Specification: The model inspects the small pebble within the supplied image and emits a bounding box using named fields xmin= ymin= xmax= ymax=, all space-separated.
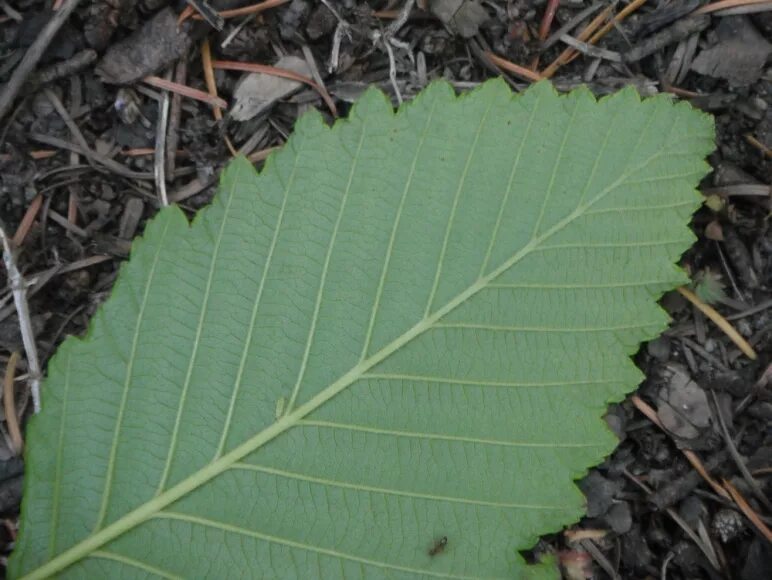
xmin=678 ymin=496 xmax=707 ymax=526
xmin=647 ymin=336 xmax=671 ymax=361
xmin=737 ymin=318 xmax=753 ymax=337
xmin=605 ymin=502 xmax=633 ymax=535
xmin=736 ymin=99 xmax=765 ymax=121
xmin=101 ymin=184 xmax=117 ymax=201
xmin=31 ymin=92 xmax=54 ymax=118
xmin=712 ymin=508 xmax=744 ymax=543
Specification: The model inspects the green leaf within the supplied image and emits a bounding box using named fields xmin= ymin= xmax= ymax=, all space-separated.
xmin=693 ymin=268 xmax=727 ymax=305
xmin=11 ymin=80 xmax=713 ymax=579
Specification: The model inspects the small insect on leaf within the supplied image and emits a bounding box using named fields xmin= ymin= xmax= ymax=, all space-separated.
xmin=429 ymin=536 xmax=448 ymax=557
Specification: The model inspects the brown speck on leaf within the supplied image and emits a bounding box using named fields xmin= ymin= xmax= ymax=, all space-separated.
xmin=428 ymin=536 xmax=447 ymax=557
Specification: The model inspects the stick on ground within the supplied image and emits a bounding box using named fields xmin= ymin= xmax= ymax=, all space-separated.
xmin=0 ymin=0 xmax=82 ymax=121
xmin=0 ymin=229 xmax=42 ymax=413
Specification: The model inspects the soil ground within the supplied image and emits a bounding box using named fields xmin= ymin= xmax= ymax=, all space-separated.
xmin=1 ymin=1 xmax=771 ymax=578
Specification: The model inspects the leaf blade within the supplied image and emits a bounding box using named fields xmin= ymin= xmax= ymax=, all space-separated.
xmin=12 ymin=79 xmax=714 ymax=579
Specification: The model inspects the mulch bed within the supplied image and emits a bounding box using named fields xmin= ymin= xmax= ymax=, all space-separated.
xmin=1 ymin=1 xmax=771 ymax=578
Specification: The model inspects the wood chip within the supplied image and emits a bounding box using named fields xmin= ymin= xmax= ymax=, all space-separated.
xmin=96 ymin=8 xmax=193 ymax=84
xmin=230 ymin=56 xmax=313 ymax=121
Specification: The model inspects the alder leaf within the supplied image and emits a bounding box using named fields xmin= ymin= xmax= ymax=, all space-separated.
xmin=11 ymin=80 xmax=713 ymax=579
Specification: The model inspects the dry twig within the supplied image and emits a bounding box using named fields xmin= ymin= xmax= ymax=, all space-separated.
xmin=177 ymin=4 xmax=195 ymax=24
xmin=580 ymin=0 xmax=649 ymax=54
xmin=541 ymin=4 xmax=615 ymax=77
xmin=696 ymin=0 xmax=772 ymax=13
xmin=677 ymin=287 xmax=757 ymax=360
xmin=212 ymin=60 xmax=337 ymax=116
xmin=708 ymin=1 xmax=772 ymax=15
xmin=184 ymin=0 xmax=223 ymax=29
xmin=166 ymin=60 xmax=187 ymax=177
xmin=200 ymin=42 xmax=237 ymax=157
xmin=143 ymin=75 xmax=227 ymax=110
xmin=542 ymin=3 xmax=605 ymax=50
xmin=29 ymin=133 xmax=154 ymax=180
xmin=12 ymin=194 xmax=43 ymax=247
xmin=745 ymin=134 xmax=772 ymax=158
xmin=201 ymin=40 xmax=224 ymax=121
xmin=0 ymin=230 xmax=41 ymax=413
xmin=539 ymin=0 xmax=561 ymax=40
xmin=154 ymin=71 xmax=172 ymax=207
xmin=624 ymin=468 xmax=721 ymax=570
xmin=34 ymin=49 xmax=97 ymax=86
xmin=723 ymin=479 xmax=772 ymax=543
xmin=580 ymin=539 xmax=620 ymax=580
xmin=710 ymin=391 xmax=772 ymax=511
xmin=559 ymin=34 xmax=622 ymax=62
xmin=485 ymin=52 xmax=544 ymax=83
xmin=196 ymin=0 xmax=290 ymax=20
xmin=43 ymin=88 xmax=97 ymax=171
xmin=247 ymin=146 xmax=280 ymax=164
xmin=624 ymin=15 xmax=710 ymax=63
xmin=631 ymin=395 xmax=732 ymax=501
xmin=3 ymin=352 xmax=23 ymax=454
xmin=0 ymin=0 xmax=82 ymax=120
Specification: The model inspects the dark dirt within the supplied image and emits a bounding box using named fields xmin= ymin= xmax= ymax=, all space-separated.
xmin=1 ymin=1 xmax=771 ymax=578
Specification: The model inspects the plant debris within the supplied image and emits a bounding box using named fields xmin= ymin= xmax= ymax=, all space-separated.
xmin=230 ymin=55 xmax=312 ymax=121
xmin=429 ymin=0 xmax=488 ymax=38
xmin=691 ymin=15 xmax=772 ymax=86
xmin=96 ymin=7 xmax=194 ymax=84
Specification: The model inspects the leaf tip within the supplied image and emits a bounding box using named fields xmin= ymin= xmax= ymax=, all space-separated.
xmin=219 ymin=155 xmax=257 ymax=183
xmin=350 ymin=84 xmax=397 ymax=120
xmin=292 ymin=104 xmax=329 ymax=138
xmin=529 ymin=78 xmax=560 ymax=99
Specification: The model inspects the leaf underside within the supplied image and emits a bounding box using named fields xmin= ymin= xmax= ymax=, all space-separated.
xmin=12 ymin=80 xmax=713 ymax=579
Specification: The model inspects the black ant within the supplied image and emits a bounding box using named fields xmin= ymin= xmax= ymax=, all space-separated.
xmin=428 ymin=536 xmax=448 ymax=557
